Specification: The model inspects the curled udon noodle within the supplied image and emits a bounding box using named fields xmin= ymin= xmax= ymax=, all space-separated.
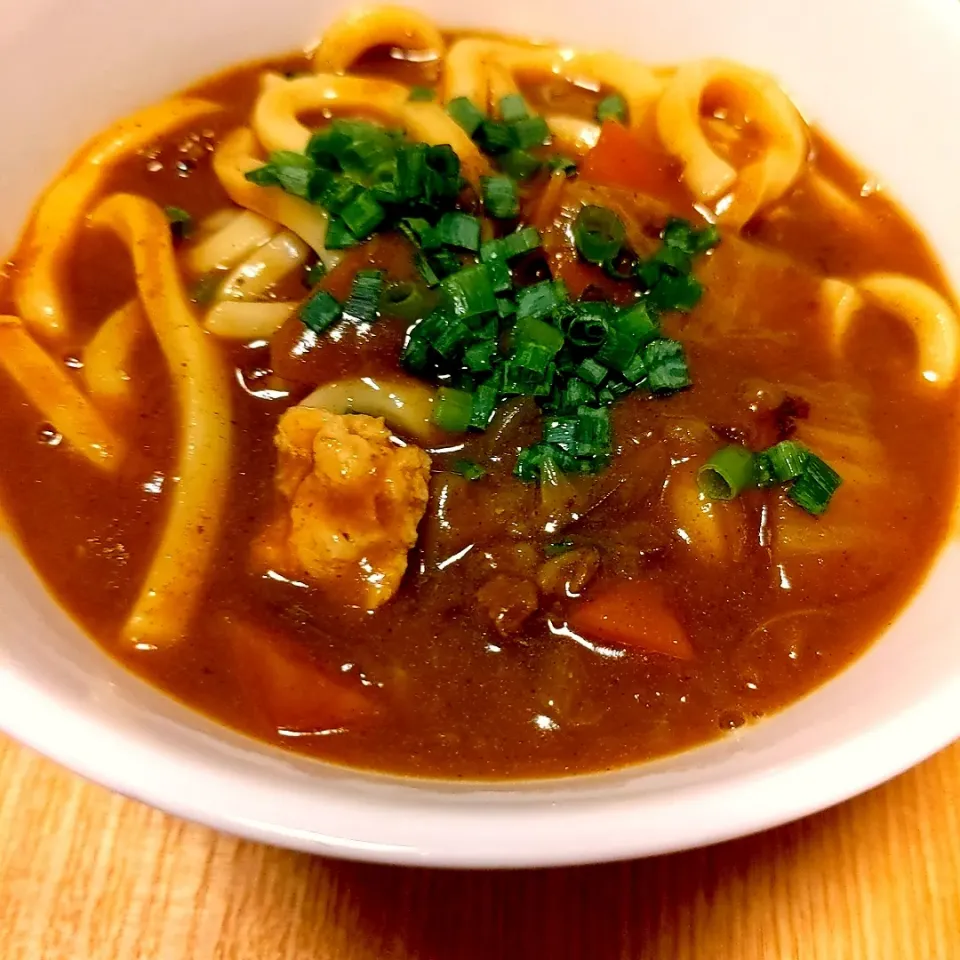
xmin=82 ymin=299 xmax=146 ymax=410
xmin=444 ymin=38 xmax=662 ymax=155
xmin=89 ymin=193 xmax=232 ymax=648
xmin=829 ymin=274 xmax=960 ymax=389
xmin=15 ymin=97 xmax=220 ymax=341
xmin=185 ymin=208 xmax=278 ymax=274
xmin=253 ymin=73 xmax=490 ymax=183
xmin=204 ymin=228 xmax=309 ymax=340
xmin=301 ymin=377 xmax=440 ymax=444
xmin=656 ymin=59 xmax=808 ymax=226
xmin=0 ymin=315 xmax=123 ymax=469
xmin=214 ymin=127 xmax=344 ymax=270
xmin=311 ymin=4 xmax=445 ymax=72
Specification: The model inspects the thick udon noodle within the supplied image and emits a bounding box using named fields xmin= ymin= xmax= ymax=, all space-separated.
xmin=3 ymin=4 xmax=957 ymax=650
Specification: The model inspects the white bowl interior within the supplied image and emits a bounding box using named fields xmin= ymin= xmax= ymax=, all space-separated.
xmin=0 ymin=0 xmax=959 ymax=867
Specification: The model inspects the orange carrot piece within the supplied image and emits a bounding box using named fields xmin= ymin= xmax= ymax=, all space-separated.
xmin=226 ymin=617 xmax=374 ymax=731
xmin=580 ymin=120 xmax=692 ymax=211
xmin=568 ymin=580 xmax=695 ymax=660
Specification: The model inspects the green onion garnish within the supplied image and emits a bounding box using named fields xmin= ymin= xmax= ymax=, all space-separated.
xmin=511 ymin=115 xmax=551 ymax=150
xmin=408 ymin=86 xmax=435 ymax=102
xmin=766 ymin=440 xmax=809 ymax=482
xmin=788 ymin=454 xmax=843 ymax=515
xmin=447 ymin=97 xmax=485 ymax=136
xmin=300 ymin=289 xmax=342 ymax=334
xmin=304 ymin=261 xmax=327 ymax=287
xmin=433 ymin=386 xmax=474 ymax=432
xmin=481 ymin=175 xmax=520 ymax=219
xmin=163 ymin=205 xmax=193 ymax=239
xmin=499 ymin=94 xmax=529 ymax=124
xmin=339 ymin=190 xmax=386 ymax=239
xmin=501 ymin=149 xmax=542 ymax=181
xmin=380 ymin=280 xmax=430 ymax=321
xmin=544 ymin=539 xmax=575 ymax=557
xmin=452 ymin=458 xmax=486 ymax=480
xmin=698 ymin=445 xmax=757 ymax=500
xmin=475 ymin=119 xmax=515 ymax=155
xmin=342 ymin=269 xmax=384 ymax=324
xmin=573 ymin=204 xmax=625 ymax=264
xmin=546 ymin=155 xmax=577 ymax=177
xmin=515 ymin=280 xmax=565 ymax=322
xmin=643 ymin=338 xmax=691 ymax=393
xmin=596 ymin=93 xmax=628 ymax=125
xmin=441 ymin=263 xmax=497 ymax=319
xmin=436 ymin=211 xmax=481 ymax=252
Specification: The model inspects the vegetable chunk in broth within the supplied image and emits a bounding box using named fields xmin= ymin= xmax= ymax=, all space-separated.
xmin=0 ymin=6 xmax=957 ymax=779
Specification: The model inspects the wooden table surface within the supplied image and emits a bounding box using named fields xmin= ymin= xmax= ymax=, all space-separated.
xmin=1 ymin=735 xmax=958 ymax=960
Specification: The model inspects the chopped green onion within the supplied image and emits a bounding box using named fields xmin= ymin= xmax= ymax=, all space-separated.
xmin=499 ymin=93 xmax=529 ymax=123
xmin=516 ymin=280 xmax=565 ymax=321
xmin=436 ymin=211 xmax=481 ymax=251
xmin=452 ymin=459 xmax=486 ymax=480
xmin=413 ymin=250 xmax=440 ymax=288
xmin=244 ymin=165 xmax=281 ymax=187
xmin=546 ymin=155 xmax=577 ymax=177
xmin=648 ymin=273 xmax=703 ymax=312
xmin=475 ymin=119 xmax=515 ymax=155
xmin=441 ymin=263 xmax=497 ymax=319
xmin=698 ymin=446 xmax=757 ymax=500
xmin=339 ymin=190 xmax=386 ymax=239
xmin=514 ymin=314 xmax=565 ymax=357
xmin=576 ymin=356 xmax=608 ymax=386
xmin=753 ymin=452 xmax=777 ymax=489
xmin=304 ymin=261 xmax=327 ymax=287
xmin=323 ymin=217 xmax=359 ymax=249
xmin=788 ymin=454 xmax=843 ymax=515
xmin=399 ymin=217 xmax=440 ymax=250
xmin=469 ymin=379 xmax=500 ymax=429
xmin=447 ymin=97 xmax=485 ymax=136
xmin=163 ymin=205 xmax=193 ymax=239
xmin=501 ymin=226 xmax=542 ymax=259
xmin=766 ymin=440 xmax=809 ymax=482
xmin=596 ymin=93 xmax=628 ymax=125
xmin=662 ymin=217 xmax=721 ymax=255
xmin=511 ymin=115 xmax=551 ymax=149
xmin=433 ymin=387 xmax=474 ymax=432
xmin=485 ymin=258 xmax=512 ymax=294
xmin=596 ymin=302 xmax=658 ymax=372
xmin=380 ymin=280 xmax=430 ymax=321
xmin=643 ymin=338 xmax=691 ymax=393
xmin=574 ymin=405 xmax=612 ymax=457
xmin=481 ymin=175 xmax=519 ymax=219
xmin=408 ymin=85 xmax=435 ymax=101
xmin=561 ymin=378 xmax=596 ymax=410
xmin=573 ymin=204 xmax=625 ymax=264
xmin=501 ymin=149 xmax=541 ymax=181
xmin=189 ymin=272 xmax=221 ymax=306
xmin=300 ymin=289 xmax=342 ymax=334
xmin=432 ymin=312 xmax=474 ymax=358
xmin=464 ymin=339 xmax=497 ymax=372
xmin=319 ymin=176 xmax=363 ymax=213
xmin=620 ymin=352 xmax=647 ymax=384
xmin=342 ymin=269 xmax=384 ymax=323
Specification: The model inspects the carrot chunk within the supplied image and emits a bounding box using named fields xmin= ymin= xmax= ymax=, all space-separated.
xmin=568 ymin=579 xmax=695 ymax=660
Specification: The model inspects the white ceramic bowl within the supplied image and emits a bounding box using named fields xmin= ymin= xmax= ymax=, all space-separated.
xmin=1 ymin=0 xmax=959 ymax=869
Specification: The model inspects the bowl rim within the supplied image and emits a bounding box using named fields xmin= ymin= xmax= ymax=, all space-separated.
xmin=2 ymin=0 xmax=960 ymax=869
xmin=2 ymin=630 xmax=959 ymax=868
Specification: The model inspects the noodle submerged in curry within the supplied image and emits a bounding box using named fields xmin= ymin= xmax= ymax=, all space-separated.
xmin=0 ymin=6 xmax=957 ymax=778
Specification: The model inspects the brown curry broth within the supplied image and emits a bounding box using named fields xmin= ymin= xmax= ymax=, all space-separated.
xmin=0 ymin=45 xmax=957 ymax=779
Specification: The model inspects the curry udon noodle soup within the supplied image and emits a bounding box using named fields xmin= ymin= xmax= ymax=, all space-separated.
xmin=0 ymin=5 xmax=957 ymax=779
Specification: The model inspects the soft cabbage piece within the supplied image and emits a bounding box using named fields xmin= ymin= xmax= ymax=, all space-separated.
xmin=259 ymin=406 xmax=431 ymax=609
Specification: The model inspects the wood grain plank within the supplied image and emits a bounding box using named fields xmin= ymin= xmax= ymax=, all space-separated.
xmin=0 ymin=735 xmax=958 ymax=960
